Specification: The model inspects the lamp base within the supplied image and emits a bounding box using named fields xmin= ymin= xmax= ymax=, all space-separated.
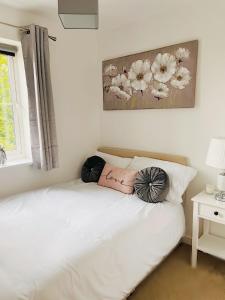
xmin=217 ymin=172 xmax=225 ymax=191
xmin=216 ymin=173 xmax=225 ymax=201
xmin=215 ymin=191 xmax=225 ymax=202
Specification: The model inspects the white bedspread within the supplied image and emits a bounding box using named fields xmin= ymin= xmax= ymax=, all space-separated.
xmin=0 ymin=180 xmax=185 ymax=300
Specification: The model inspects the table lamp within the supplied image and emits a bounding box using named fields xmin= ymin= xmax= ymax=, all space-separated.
xmin=206 ymin=137 xmax=225 ymax=201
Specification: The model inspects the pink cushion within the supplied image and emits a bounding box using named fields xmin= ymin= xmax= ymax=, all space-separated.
xmin=98 ymin=163 xmax=137 ymax=194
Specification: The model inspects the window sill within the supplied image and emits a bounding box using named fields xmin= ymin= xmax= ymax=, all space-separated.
xmin=0 ymin=159 xmax=33 ymax=169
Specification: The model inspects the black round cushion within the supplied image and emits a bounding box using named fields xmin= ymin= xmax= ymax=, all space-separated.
xmin=81 ymin=156 xmax=106 ymax=183
xmin=134 ymin=167 xmax=169 ymax=203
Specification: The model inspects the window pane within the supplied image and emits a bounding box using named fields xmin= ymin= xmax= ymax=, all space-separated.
xmin=0 ymin=54 xmax=16 ymax=151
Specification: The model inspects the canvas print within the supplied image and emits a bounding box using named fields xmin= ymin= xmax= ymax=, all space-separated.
xmin=102 ymin=40 xmax=198 ymax=110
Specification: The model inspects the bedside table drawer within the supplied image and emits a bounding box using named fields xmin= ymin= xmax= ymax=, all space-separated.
xmin=199 ymin=204 xmax=225 ymax=223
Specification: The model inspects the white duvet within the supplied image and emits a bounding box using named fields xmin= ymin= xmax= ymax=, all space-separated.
xmin=0 ymin=180 xmax=185 ymax=300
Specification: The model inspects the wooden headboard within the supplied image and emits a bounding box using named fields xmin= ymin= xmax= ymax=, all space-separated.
xmin=98 ymin=147 xmax=188 ymax=166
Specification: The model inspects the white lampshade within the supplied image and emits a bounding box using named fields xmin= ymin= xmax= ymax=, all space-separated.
xmin=206 ymin=138 xmax=225 ymax=169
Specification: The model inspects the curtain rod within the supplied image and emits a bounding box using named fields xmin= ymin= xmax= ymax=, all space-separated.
xmin=0 ymin=21 xmax=57 ymax=41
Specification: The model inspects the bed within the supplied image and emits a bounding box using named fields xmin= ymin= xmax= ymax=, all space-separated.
xmin=0 ymin=147 xmax=187 ymax=300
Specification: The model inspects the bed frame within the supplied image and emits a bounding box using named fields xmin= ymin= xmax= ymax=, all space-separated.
xmin=98 ymin=146 xmax=188 ymax=166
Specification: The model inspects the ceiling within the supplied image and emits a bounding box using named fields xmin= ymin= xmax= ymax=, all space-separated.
xmin=0 ymin=0 xmax=56 ymax=14
xmin=0 ymin=0 xmax=204 ymax=30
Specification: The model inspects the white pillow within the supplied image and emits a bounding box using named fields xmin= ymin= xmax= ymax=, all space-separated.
xmin=129 ymin=156 xmax=197 ymax=204
xmin=95 ymin=151 xmax=132 ymax=168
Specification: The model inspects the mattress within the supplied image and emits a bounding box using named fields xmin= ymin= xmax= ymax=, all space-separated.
xmin=0 ymin=180 xmax=185 ymax=300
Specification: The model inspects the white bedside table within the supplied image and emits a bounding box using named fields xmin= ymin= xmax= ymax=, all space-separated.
xmin=191 ymin=191 xmax=225 ymax=268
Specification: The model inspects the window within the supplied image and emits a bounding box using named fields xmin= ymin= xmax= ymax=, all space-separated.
xmin=0 ymin=39 xmax=31 ymax=166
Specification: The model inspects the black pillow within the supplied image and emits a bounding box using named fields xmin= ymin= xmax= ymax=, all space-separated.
xmin=81 ymin=156 xmax=106 ymax=183
xmin=134 ymin=167 xmax=169 ymax=203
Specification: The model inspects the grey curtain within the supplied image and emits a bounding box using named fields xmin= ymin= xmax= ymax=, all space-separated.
xmin=21 ymin=24 xmax=58 ymax=170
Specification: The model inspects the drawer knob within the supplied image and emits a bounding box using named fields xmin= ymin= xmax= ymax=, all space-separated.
xmin=214 ymin=211 xmax=219 ymax=216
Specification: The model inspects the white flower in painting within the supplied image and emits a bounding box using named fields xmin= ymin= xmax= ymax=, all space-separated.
xmin=151 ymin=53 xmax=176 ymax=83
xmin=104 ymin=64 xmax=118 ymax=77
xmin=128 ymin=59 xmax=152 ymax=91
xmin=175 ymin=48 xmax=190 ymax=63
xmin=151 ymin=82 xmax=169 ymax=100
xmin=110 ymin=86 xmax=131 ymax=101
xmin=111 ymin=74 xmax=132 ymax=94
xmin=110 ymin=74 xmax=132 ymax=101
xmin=171 ymin=67 xmax=191 ymax=89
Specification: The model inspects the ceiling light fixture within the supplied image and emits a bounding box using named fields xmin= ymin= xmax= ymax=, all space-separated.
xmin=58 ymin=0 xmax=98 ymax=29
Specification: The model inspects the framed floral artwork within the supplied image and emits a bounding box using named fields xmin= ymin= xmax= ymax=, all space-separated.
xmin=102 ymin=40 xmax=198 ymax=110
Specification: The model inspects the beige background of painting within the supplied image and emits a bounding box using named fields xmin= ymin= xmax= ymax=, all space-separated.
xmin=103 ymin=40 xmax=198 ymax=110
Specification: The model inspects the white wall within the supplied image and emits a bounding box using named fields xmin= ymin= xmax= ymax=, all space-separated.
xmin=0 ymin=4 xmax=101 ymax=198
xmin=98 ymin=1 xmax=225 ymax=238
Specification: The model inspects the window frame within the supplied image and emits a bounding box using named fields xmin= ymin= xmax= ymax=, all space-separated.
xmin=0 ymin=38 xmax=31 ymax=165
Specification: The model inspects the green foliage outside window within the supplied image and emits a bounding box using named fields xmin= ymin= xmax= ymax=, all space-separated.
xmin=0 ymin=54 xmax=16 ymax=151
